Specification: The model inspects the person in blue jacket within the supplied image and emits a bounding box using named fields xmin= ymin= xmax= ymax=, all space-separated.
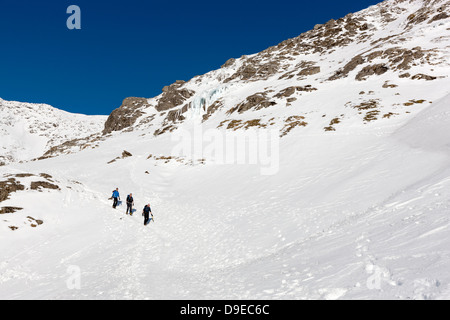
xmin=112 ymin=188 xmax=120 ymax=208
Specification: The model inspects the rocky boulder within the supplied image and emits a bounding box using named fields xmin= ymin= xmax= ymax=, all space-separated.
xmin=156 ymin=81 xmax=195 ymax=112
xmin=0 ymin=178 xmax=25 ymax=203
xmin=227 ymin=93 xmax=276 ymax=114
xmin=355 ymin=64 xmax=389 ymax=81
xmin=103 ymin=97 xmax=149 ymax=134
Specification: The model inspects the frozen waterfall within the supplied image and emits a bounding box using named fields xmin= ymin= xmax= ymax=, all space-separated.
xmin=189 ymin=85 xmax=229 ymax=118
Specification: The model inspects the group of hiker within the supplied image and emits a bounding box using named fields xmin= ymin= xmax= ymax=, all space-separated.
xmin=111 ymin=188 xmax=153 ymax=225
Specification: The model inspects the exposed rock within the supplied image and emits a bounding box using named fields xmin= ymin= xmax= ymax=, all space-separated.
xmin=383 ymin=112 xmax=399 ymax=119
xmin=359 ymin=23 xmax=369 ymax=31
xmin=30 ymin=133 xmax=105 ymax=161
xmin=382 ymin=81 xmax=398 ymax=88
xmin=390 ymin=47 xmax=425 ymax=70
xmin=221 ymin=58 xmax=236 ymax=68
xmin=364 ymin=110 xmax=380 ymax=122
xmin=324 ymin=19 xmax=337 ymax=28
xmin=227 ymin=93 xmax=276 ymax=114
xmin=428 ymin=12 xmax=449 ymax=23
xmin=355 ymin=64 xmax=389 ymax=81
xmin=0 ymin=207 xmax=23 ymax=214
xmin=324 ymin=117 xmax=342 ymax=131
xmin=232 ymin=64 xmax=257 ymax=81
xmin=108 ymin=150 xmax=133 ymax=164
xmin=165 ymin=104 xmax=189 ymax=124
xmin=103 ymin=97 xmax=149 ymax=134
xmin=30 ymin=181 xmax=60 ymax=191
xmin=329 ymin=55 xmax=365 ymax=80
xmin=217 ymin=119 xmax=269 ymax=131
xmin=351 ymin=99 xmax=379 ymax=111
xmin=40 ymin=173 xmax=53 ymax=180
xmin=366 ymin=50 xmax=384 ymax=61
xmin=0 ymin=98 xmax=105 ymax=165
xmin=27 ymin=216 xmax=44 ymax=227
xmin=224 ymin=59 xmax=280 ymax=82
xmin=406 ymin=8 xmax=430 ymax=28
xmin=280 ymin=116 xmax=308 ymax=137
xmin=411 ymin=73 xmax=437 ymax=80
xmin=275 ymin=85 xmax=317 ymax=98
xmin=403 ymin=99 xmax=426 ymax=106
xmin=275 ymin=87 xmax=297 ymax=98
xmin=278 ymin=70 xmax=296 ymax=80
xmin=202 ymin=100 xmax=224 ymax=122
xmin=11 ymin=173 xmax=34 ymax=178
xmin=329 ymin=45 xmax=429 ymax=81
xmin=0 ymin=178 xmax=25 ymax=203
xmin=154 ymin=125 xmax=177 ymax=136
xmin=40 ymin=139 xmax=79 ymax=159
xmin=156 ymin=82 xmax=195 ymax=112
xmin=122 ymin=150 xmax=132 ymax=158
xmin=241 ymin=119 xmax=267 ymax=129
xmin=298 ymin=66 xmax=321 ymax=76
xmin=256 ymin=61 xmax=281 ymax=79
xmin=348 ymin=99 xmax=382 ymax=122
xmin=286 ymin=97 xmax=297 ymax=106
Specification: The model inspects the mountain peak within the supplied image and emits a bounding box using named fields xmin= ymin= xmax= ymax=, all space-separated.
xmin=0 ymin=99 xmax=106 ymax=165
xmin=99 ymin=0 xmax=449 ymax=139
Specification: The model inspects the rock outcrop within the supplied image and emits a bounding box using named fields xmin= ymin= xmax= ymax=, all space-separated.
xmin=103 ymin=97 xmax=149 ymax=134
xmin=155 ymin=81 xmax=195 ymax=112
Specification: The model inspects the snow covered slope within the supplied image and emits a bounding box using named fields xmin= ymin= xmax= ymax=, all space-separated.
xmin=0 ymin=98 xmax=106 ymax=165
xmin=1 ymin=0 xmax=450 ymax=300
xmin=2 ymin=93 xmax=450 ymax=299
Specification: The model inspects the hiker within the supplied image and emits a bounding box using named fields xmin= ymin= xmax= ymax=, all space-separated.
xmin=142 ymin=203 xmax=153 ymax=225
xmin=126 ymin=193 xmax=134 ymax=215
xmin=111 ymin=188 xmax=120 ymax=208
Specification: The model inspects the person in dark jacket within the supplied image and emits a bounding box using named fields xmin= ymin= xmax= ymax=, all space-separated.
xmin=112 ymin=188 xmax=120 ymax=208
xmin=126 ymin=193 xmax=134 ymax=215
xmin=142 ymin=204 xmax=153 ymax=225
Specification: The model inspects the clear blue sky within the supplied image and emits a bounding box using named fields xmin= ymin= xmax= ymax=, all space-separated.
xmin=0 ymin=0 xmax=381 ymax=115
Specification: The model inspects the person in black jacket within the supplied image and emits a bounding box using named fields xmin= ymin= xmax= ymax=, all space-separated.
xmin=126 ymin=193 xmax=134 ymax=215
xmin=143 ymin=204 xmax=153 ymax=225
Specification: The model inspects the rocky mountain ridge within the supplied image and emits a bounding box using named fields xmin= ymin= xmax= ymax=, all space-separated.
xmin=0 ymin=98 xmax=106 ymax=165
xmin=101 ymin=0 xmax=450 ymax=139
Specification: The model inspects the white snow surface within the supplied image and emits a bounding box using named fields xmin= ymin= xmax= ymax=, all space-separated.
xmin=1 ymin=0 xmax=450 ymax=300
xmin=1 ymin=94 xmax=450 ymax=299
xmin=0 ymin=98 xmax=106 ymax=164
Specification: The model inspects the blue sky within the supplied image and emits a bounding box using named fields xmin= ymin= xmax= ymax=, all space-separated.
xmin=0 ymin=0 xmax=381 ymax=115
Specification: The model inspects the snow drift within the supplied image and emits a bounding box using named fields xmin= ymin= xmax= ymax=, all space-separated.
xmin=1 ymin=0 xmax=450 ymax=300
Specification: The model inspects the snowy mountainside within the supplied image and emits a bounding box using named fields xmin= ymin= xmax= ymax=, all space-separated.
xmin=103 ymin=0 xmax=450 ymax=140
xmin=0 ymin=98 xmax=106 ymax=165
xmin=1 ymin=0 xmax=450 ymax=300
xmin=2 ymin=94 xmax=450 ymax=299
